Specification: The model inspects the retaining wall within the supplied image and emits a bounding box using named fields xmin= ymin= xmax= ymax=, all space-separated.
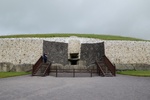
xmin=0 ymin=38 xmax=150 ymax=71
xmin=0 ymin=38 xmax=43 ymax=65
xmin=105 ymin=41 xmax=150 ymax=70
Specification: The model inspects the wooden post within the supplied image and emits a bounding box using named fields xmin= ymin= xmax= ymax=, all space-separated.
xmin=47 ymin=64 xmax=50 ymax=75
xmin=97 ymin=66 xmax=98 ymax=73
xmin=73 ymin=69 xmax=75 ymax=77
xmin=91 ymin=69 xmax=92 ymax=77
xmin=32 ymin=65 xmax=34 ymax=76
xmin=49 ymin=63 xmax=51 ymax=75
xmin=56 ymin=66 xmax=57 ymax=77
xmin=99 ymin=68 xmax=100 ymax=76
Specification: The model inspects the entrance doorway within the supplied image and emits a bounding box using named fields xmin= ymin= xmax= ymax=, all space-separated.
xmin=69 ymin=53 xmax=79 ymax=65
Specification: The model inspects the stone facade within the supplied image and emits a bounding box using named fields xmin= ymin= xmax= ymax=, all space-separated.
xmin=43 ymin=40 xmax=104 ymax=69
xmin=0 ymin=38 xmax=43 ymax=65
xmin=105 ymin=41 xmax=150 ymax=64
xmin=43 ymin=41 xmax=68 ymax=65
xmin=81 ymin=42 xmax=105 ymax=66
xmin=68 ymin=39 xmax=81 ymax=59
xmin=0 ymin=38 xmax=42 ymax=72
xmin=0 ymin=38 xmax=150 ymax=71
xmin=104 ymin=40 xmax=150 ymax=70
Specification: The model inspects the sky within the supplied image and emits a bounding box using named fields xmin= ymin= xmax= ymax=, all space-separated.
xmin=0 ymin=0 xmax=150 ymax=40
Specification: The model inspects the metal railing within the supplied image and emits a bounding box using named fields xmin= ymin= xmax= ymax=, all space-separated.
xmin=32 ymin=56 xmax=43 ymax=76
xmin=95 ymin=60 xmax=105 ymax=76
xmin=43 ymin=62 xmax=52 ymax=76
xmin=50 ymin=67 xmax=96 ymax=77
xmin=32 ymin=56 xmax=52 ymax=76
xmin=95 ymin=55 xmax=116 ymax=76
xmin=32 ymin=55 xmax=115 ymax=77
xmin=103 ymin=55 xmax=116 ymax=76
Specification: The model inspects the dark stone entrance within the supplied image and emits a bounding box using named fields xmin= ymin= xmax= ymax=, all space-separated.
xmin=69 ymin=53 xmax=79 ymax=65
xmin=43 ymin=40 xmax=105 ymax=67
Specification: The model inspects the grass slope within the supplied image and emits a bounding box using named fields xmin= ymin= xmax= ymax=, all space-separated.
xmin=117 ymin=70 xmax=150 ymax=77
xmin=0 ymin=72 xmax=30 ymax=78
xmin=0 ymin=33 xmax=144 ymax=41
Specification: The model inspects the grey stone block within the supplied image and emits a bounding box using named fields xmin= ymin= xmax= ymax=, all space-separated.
xmin=81 ymin=42 xmax=105 ymax=66
xmin=51 ymin=63 xmax=63 ymax=69
xmin=43 ymin=41 xmax=68 ymax=66
xmin=0 ymin=62 xmax=14 ymax=72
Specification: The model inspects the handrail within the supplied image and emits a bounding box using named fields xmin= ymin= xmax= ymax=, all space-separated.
xmin=103 ymin=55 xmax=116 ymax=76
xmin=43 ymin=62 xmax=52 ymax=76
xmin=32 ymin=56 xmax=43 ymax=76
xmin=95 ymin=60 xmax=105 ymax=76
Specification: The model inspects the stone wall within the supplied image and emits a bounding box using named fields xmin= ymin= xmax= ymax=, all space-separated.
xmin=0 ymin=38 xmax=150 ymax=71
xmin=81 ymin=42 xmax=105 ymax=66
xmin=0 ymin=38 xmax=43 ymax=65
xmin=105 ymin=41 xmax=150 ymax=70
xmin=0 ymin=38 xmax=43 ymax=72
xmin=43 ymin=41 xmax=68 ymax=65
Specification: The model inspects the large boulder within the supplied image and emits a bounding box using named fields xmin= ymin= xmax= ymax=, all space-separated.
xmin=0 ymin=62 xmax=33 ymax=72
xmin=0 ymin=62 xmax=14 ymax=72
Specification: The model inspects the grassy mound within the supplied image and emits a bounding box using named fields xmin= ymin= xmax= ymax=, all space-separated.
xmin=0 ymin=33 xmax=144 ymax=41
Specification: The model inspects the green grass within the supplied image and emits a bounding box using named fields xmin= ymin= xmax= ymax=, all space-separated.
xmin=117 ymin=70 xmax=150 ymax=77
xmin=0 ymin=72 xmax=31 ymax=78
xmin=0 ymin=33 xmax=145 ymax=41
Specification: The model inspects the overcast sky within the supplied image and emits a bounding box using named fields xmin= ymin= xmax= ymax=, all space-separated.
xmin=0 ymin=0 xmax=150 ymax=40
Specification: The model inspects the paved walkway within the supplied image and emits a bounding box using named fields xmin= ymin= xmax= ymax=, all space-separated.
xmin=0 ymin=75 xmax=150 ymax=100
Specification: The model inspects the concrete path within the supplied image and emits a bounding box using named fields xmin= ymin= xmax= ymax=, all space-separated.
xmin=0 ymin=75 xmax=150 ymax=100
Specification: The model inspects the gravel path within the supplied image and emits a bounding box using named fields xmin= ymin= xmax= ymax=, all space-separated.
xmin=0 ymin=75 xmax=150 ymax=100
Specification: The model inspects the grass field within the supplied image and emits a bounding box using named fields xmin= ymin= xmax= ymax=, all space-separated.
xmin=117 ymin=70 xmax=150 ymax=77
xmin=0 ymin=72 xmax=31 ymax=78
xmin=0 ymin=33 xmax=145 ymax=41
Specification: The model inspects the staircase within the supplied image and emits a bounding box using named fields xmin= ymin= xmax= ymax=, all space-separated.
xmin=32 ymin=56 xmax=115 ymax=77
xmin=32 ymin=56 xmax=52 ymax=76
xmin=95 ymin=55 xmax=116 ymax=77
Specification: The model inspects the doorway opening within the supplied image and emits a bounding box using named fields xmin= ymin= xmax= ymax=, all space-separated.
xmin=69 ymin=53 xmax=79 ymax=65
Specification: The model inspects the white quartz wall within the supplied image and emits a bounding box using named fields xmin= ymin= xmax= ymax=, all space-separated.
xmin=0 ymin=38 xmax=150 ymax=65
xmin=0 ymin=38 xmax=43 ymax=64
xmin=105 ymin=41 xmax=150 ymax=64
xmin=68 ymin=39 xmax=81 ymax=59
